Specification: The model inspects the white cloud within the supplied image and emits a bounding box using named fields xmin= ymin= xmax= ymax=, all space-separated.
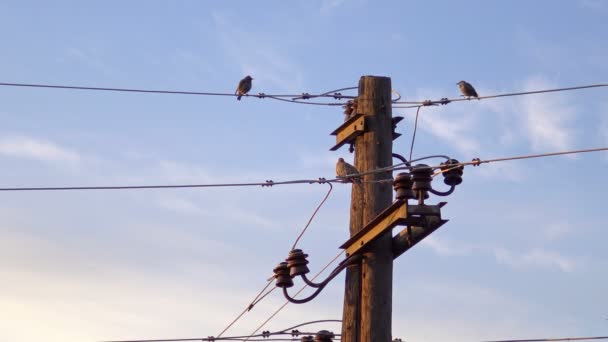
xmin=493 ymin=247 xmax=576 ymax=273
xmin=580 ymin=0 xmax=608 ymax=10
xmin=157 ymin=196 xmax=208 ymax=216
xmin=212 ymin=11 xmax=304 ymax=92
xmin=422 ymin=237 xmax=577 ymax=272
xmin=422 ymin=236 xmax=474 ymax=257
xmin=518 ymin=77 xmax=577 ymax=152
xmin=0 ymin=135 xmax=80 ymax=163
xmin=541 ymin=222 xmax=572 ymax=241
xmin=320 ymin=0 xmax=347 ymax=15
xmin=419 ymin=110 xmax=481 ymax=156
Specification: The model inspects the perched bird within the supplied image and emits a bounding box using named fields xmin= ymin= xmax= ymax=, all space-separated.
xmin=236 ymin=75 xmax=253 ymax=100
xmin=457 ymin=80 xmax=479 ymax=99
xmin=336 ymin=158 xmax=361 ymax=183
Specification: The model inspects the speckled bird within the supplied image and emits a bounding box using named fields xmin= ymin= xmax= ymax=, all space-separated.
xmin=457 ymin=80 xmax=479 ymax=99
xmin=236 ymin=75 xmax=253 ymax=100
xmin=336 ymin=158 xmax=361 ymax=183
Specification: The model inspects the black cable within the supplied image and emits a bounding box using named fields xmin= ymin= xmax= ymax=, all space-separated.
xmin=291 ymin=182 xmax=333 ymax=250
xmin=392 ymin=83 xmax=608 ymax=108
xmin=0 ymin=82 xmax=354 ymax=106
xmin=408 ymin=106 xmax=422 ymax=161
xmin=482 ymin=336 xmax=608 ymax=342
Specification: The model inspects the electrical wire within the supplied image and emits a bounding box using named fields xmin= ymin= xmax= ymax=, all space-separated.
xmin=217 ymin=183 xmax=334 ymax=337
xmin=243 ymin=250 xmax=346 ymax=341
xmin=0 ymin=178 xmax=339 ymax=192
xmin=414 ymin=146 xmax=608 ymax=172
xmin=408 ymin=106 xmax=422 ymax=161
xmin=276 ymin=319 xmax=342 ymax=333
xmin=482 ymin=336 xmax=608 ymax=342
xmin=291 ymin=182 xmax=334 ymax=250
xmin=3 ymin=147 xmax=607 ymax=193
xmin=0 ymin=82 xmax=354 ymax=106
xmin=215 ymin=278 xmax=275 ymax=339
xmin=392 ymin=83 xmax=608 ymax=108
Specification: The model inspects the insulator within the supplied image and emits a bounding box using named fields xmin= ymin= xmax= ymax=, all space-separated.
xmin=314 ymin=330 xmax=334 ymax=342
xmin=440 ymin=158 xmax=464 ymax=186
xmin=392 ymin=172 xmax=415 ymax=200
xmin=286 ymin=249 xmax=310 ymax=277
xmin=273 ymin=262 xmax=293 ymax=288
xmin=411 ymin=164 xmax=433 ymax=199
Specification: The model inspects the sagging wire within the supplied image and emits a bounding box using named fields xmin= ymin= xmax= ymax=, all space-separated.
xmin=482 ymin=336 xmax=608 ymax=342
xmin=243 ymin=250 xmax=346 ymax=341
xmin=392 ymin=83 xmax=608 ymax=109
xmin=291 ymin=182 xmax=334 ymax=250
xmin=3 ymin=148 xmax=607 ymax=193
xmin=408 ymin=106 xmax=422 ymax=161
xmin=0 ymin=82 xmax=356 ymax=106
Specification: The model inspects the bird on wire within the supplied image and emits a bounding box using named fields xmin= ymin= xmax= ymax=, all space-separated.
xmin=236 ymin=75 xmax=253 ymax=100
xmin=336 ymin=158 xmax=361 ymax=184
xmin=457 ymin=80 xmax=479 ymax=99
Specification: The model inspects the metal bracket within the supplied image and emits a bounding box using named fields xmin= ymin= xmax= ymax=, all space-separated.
xmin=340 ymin=201 xmax=448 ymax=258
xmin=329 ymin=114 xmax=365 ymax=151
xmin=341 ymin=200 xmax=410 ymax=257
xmin=392 ymin=116 xmax=404 ymax=141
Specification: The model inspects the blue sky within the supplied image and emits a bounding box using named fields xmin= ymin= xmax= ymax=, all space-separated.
xmin=1 ymin=1 xmax=607 ymax=341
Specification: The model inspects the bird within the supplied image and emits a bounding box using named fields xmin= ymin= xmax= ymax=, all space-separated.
xmin=236 ymin=75 xmax=253 ymax=100
xmin=457 ymin=80 xmax=479 ymax=99
xmin=336 ymin=158 xmax=361 ymax=183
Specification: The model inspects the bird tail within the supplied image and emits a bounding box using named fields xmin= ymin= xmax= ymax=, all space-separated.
xmin=237 ymin=95 xmax=242 ymax=100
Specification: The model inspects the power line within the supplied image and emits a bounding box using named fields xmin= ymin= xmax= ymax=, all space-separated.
xmin=216 ymin=183 xmax=334 ymax=338
xmin=0 ymin=178 xmax=338 ymax=192
xmin=243 ymin=250 xmax=346 ymax=341
xmin=408 ymin=106 xmax=422 ymax=161
xmin=215 ymin=278 xmax=275 ymax=339
xmin=482 ymin=336 xmax=608 ymax=342
xmin=392 ymin=83 xmax=608 ymax=109
xmin=291 ymin=182 xmax=334 ymax=250
xmin=416 ymin=147 xmax=608 ymax=173
xmin=2 ymin=147 xmax=607 ymax=193
xmin=0 ymin=82 xmax=354 ymax=106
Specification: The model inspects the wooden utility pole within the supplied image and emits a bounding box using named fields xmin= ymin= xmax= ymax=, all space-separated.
xmin=341 ymin=76 xmax=394 ymax=342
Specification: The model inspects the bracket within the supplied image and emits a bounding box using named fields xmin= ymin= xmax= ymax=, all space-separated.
xmin=340 ymin=200 xmax=409 ymax=257
xmin=392 ymin=116 xmax=404 ymax=141
xmin=329 ymin=113 xmax=365 ymax=151
xmin=340 ymin=201 xmax=448 ymax=258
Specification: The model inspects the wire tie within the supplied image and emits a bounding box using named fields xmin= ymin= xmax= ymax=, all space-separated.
xmin=301 ymin=92 xmax=311 ymax=100
xmin=333 ymin=92 xmax=342 ymax=99
xmin=262 ymin=180 xmax=274 ymax=187
xmin=257 ymin=93 xmax=266 ymax=99
xmin=471 ymin=158 xmax=481 ymax=166
xmin=439 ymin=97 xmax=451 ymax=105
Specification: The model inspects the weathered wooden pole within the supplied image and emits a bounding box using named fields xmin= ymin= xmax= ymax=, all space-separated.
xmin=341 ymin=75 xmax=394 ymax=342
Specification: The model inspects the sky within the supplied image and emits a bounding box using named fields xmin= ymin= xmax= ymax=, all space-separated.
xmin=0 ymin=1 xmax=607 ymax=341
